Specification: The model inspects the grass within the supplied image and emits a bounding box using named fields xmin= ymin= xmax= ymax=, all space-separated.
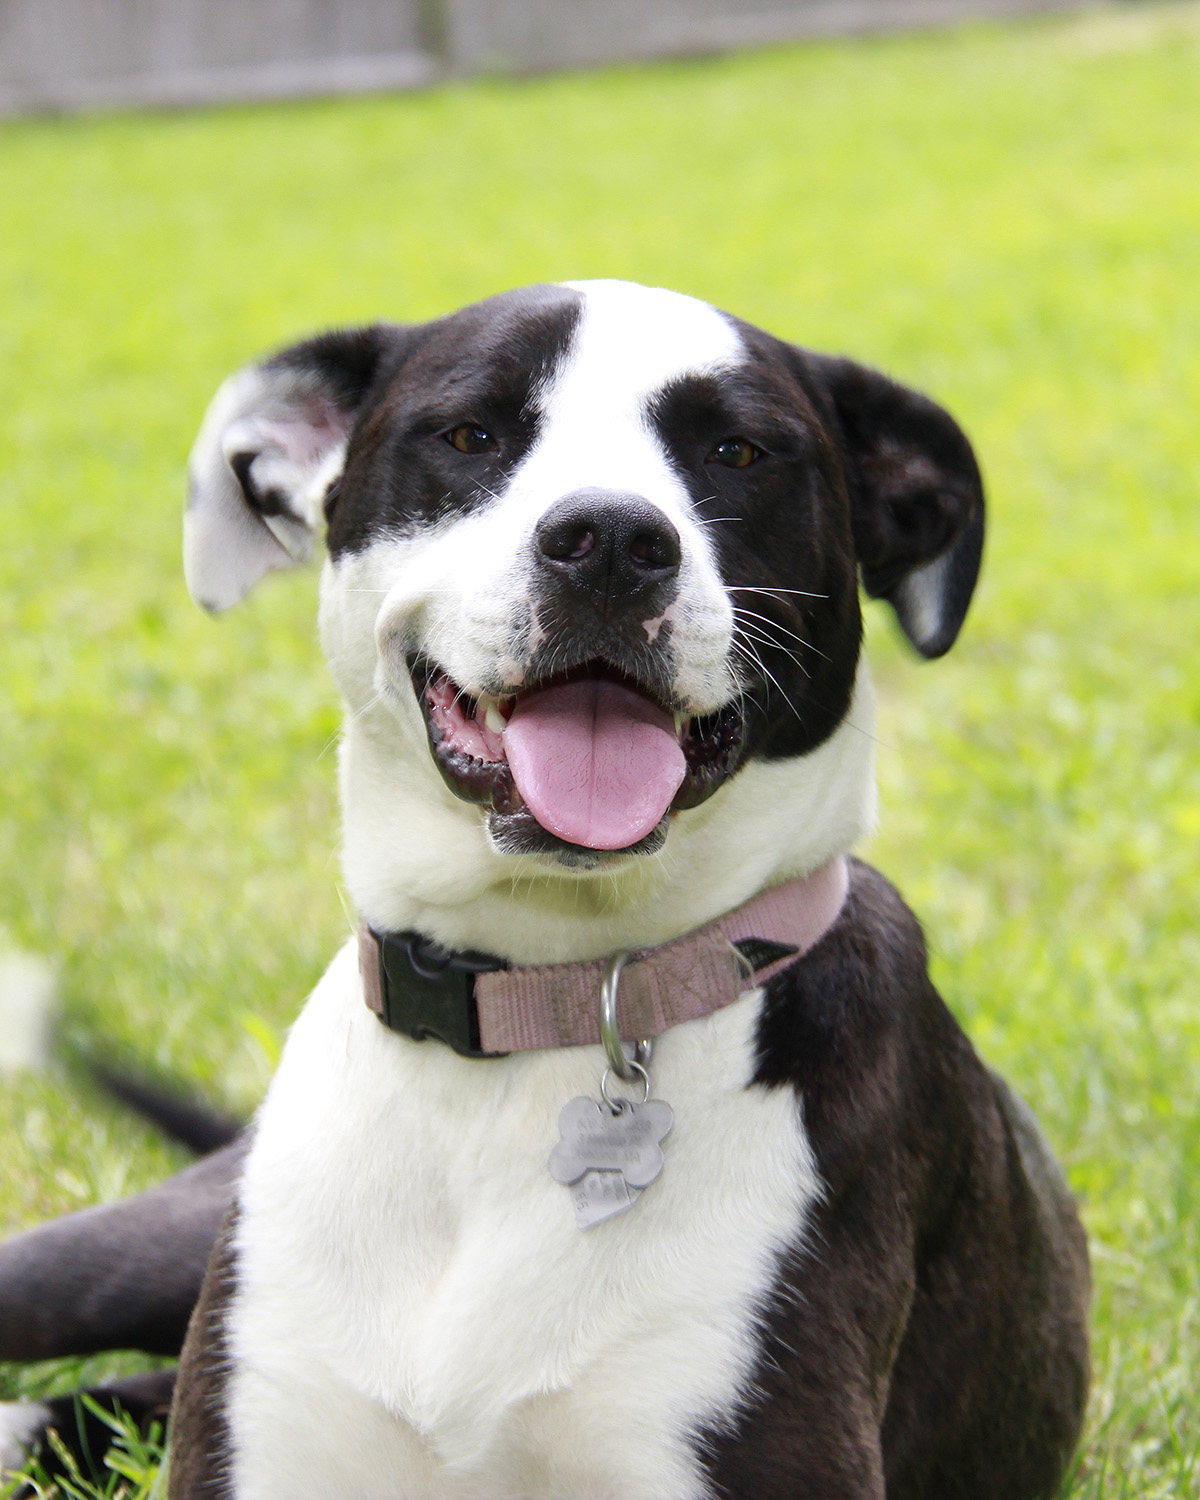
xmin=2 ymin=2 xmax=1199 ymax=1492
xmin=7 ymin=1400 xmax=167 ymax=1500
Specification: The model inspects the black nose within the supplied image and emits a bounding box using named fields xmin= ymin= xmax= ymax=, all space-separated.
xmin=536 ymin=490 xmax=681 ymax=603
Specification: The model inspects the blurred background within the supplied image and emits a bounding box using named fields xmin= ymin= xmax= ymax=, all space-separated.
xmin=1 ymin=1 xmax=1198 ymax=1493
xmin=0 ymin=0 xmax=1093 ymax=113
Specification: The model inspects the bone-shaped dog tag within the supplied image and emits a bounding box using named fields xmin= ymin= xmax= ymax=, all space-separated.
xmin=549 ymin=1096 xmax=674 ymax=1228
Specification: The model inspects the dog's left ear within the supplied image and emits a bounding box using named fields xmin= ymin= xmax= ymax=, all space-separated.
xmin=809 ymin=354 xmax=986 ymax=658
xmin=184 ymin=326 xmax=401 ymax=612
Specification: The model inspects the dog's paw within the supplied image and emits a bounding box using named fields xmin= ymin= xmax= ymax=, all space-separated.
xmin=0 ymin=1400 xmax=51 ymax=1478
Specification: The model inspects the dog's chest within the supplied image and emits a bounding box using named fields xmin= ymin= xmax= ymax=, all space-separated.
xmin=229 ymin=942 xmax=820 ymax=1500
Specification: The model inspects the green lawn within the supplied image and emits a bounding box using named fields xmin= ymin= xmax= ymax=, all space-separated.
xmin=2 ymin=3 xmax=1199 ymax=1494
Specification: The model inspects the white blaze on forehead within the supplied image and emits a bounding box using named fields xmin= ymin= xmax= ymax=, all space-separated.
xmin=560 ymin=279 xmax=744 ymax=400
xmin=523 ymin=280 xmax=744 ymax=498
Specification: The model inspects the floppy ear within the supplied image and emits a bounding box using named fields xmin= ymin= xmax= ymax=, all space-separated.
xmin=184 ymin=326 xmax=395 ymax=611
xmin=809 ymin=355 xmax=985 ymax=658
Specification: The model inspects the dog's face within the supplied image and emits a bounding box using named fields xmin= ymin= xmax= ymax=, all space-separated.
xmin=185 ymin=281 xmax=982 ymax=957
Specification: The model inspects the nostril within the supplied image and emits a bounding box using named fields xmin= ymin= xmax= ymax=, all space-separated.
xmin=541 ymin=523 xmax=596 ymax=562
xmin=629 ymin=526 xmax=680 ymax=572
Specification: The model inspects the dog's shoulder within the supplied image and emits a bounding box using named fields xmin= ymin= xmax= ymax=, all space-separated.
xmin=756 ymin=857 xmax=998 ymax=1197
xmin=758 ymin=858 xmax=948 ymax=1067
xmin=708 ymin=863 xmax=1090 ymax=1499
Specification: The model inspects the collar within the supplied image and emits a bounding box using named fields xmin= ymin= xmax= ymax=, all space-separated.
xmin=360 ymin=855 xmax=849 ymax=1058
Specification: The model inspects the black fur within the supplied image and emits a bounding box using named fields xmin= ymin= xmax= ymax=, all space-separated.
xmin=0 ymin=1141 xmax=246 ymax=1363
xmin=699 ymin=861 xmax=1088 ymax=1499
xmin=325 ymin=286 xmax=582 ymax=556
xmin=90 ymin=1066 xmax=242 ymax=1156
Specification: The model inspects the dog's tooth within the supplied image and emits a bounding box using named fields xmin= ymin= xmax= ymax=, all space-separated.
xmin=674 ymin=712 xmax=689 ymax=737
xmin=485 ymin=702 xmax=506 ymax=735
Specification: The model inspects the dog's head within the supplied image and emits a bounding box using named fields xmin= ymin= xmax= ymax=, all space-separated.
xmin=185 ymin=281 xmax=982 ymax=958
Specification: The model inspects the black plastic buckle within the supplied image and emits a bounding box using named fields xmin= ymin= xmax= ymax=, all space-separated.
xmin=373 ymin=929 xmax=507 ymax=1058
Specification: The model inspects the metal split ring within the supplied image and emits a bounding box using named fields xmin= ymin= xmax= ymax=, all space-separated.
xmin=600 ymin=1059 xmax=651 ymax=1110
xmin=599 ymin=951 xmax=652 ymax=1081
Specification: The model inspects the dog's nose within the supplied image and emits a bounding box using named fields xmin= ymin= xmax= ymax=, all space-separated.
xmin=536 ymin=491 xmax=681 ymax=602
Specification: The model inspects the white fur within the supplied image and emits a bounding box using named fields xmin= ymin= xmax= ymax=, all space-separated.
xmin=185 ymin=365 xmax=349 ymax=611
xmin=229 ymin=945 xmax=820 ymax=1500
xmin=891 ymin=550 xmax=950 ymax=654
xmin=328 ymin=626 xmax=874 ymax=960
xmin=0 ymin=1401 xmax=51 ymax=1478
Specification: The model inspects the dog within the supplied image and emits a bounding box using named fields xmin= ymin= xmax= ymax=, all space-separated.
xmin=0 ymin=280 xmax=1088 ymax=1499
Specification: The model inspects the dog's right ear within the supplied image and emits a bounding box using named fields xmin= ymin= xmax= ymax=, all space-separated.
xmin=184 ymin=326 xmax=399 ymax=611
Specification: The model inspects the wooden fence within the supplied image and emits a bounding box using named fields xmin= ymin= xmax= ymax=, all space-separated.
xmin=0 ymin=0 xmax=1088 ymax=115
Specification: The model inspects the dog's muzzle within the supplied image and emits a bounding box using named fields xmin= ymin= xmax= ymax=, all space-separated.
xmin=407 ymin=492 xmax=744 ymax=864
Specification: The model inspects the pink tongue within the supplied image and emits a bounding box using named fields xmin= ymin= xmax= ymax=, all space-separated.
xmin=502 ymin=679 xmax=686 ymax=850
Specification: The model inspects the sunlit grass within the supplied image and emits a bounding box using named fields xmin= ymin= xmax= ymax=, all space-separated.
xmin=2 ymin=3 xmax=1199 ymax=1492
xmin=2 ymin=1393 xmax=166 ymax=1499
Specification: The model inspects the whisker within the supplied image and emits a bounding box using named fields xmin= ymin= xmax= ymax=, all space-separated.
xmin=732 ymin=642 xmax=800 ymax=722
xmin=730 ymin=633 xmax=805 ymax=722
xmin=732 ymin=612 xmax=816 ymax=678
xmin=734 ymin=605 xmax=812 ymax=644
xmin=733 ymin=606 xmax=831 ymax=664
xmin=734 ymin=585 xmax=829 ymax=600
xmin=344 ymin=691 xmax=383 ymax=727
xmin=734 ymin=622 xmax=810 ymax=685
xmin=317 ymin=690 xmax=382 ymax=761
xmin=735 ymin=627 xmax=812 ymax=684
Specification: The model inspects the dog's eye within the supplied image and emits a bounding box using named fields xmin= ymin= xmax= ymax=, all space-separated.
xmin=707 ymin=439 xmax=762 ymax=469
xmin=446 ymin=424 xmax=498 ymax=455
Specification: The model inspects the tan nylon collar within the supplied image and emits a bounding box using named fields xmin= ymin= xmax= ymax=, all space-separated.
xmin=361 ymin=855 xmax=849 ymax=1057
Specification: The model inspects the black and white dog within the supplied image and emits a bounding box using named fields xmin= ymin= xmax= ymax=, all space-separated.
xmin=0 ymin=280 xmax=1089 ymax=1499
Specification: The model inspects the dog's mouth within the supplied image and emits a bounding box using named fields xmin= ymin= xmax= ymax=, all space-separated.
xmin=410 ymin=655 xmax=746 ymax=863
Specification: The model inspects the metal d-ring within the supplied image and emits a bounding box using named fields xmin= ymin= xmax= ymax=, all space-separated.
xmin=599 ymin=951 xmax=652 ymax=1082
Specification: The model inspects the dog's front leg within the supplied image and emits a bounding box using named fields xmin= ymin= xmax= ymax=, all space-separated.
xmin=702 ymin=1339 xmax=888 ymax=1500
xmin=0 ymin=1140 xmax=245 ymax=1485
xmin=0 ymin=1138 xmax=246 ymax=1363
